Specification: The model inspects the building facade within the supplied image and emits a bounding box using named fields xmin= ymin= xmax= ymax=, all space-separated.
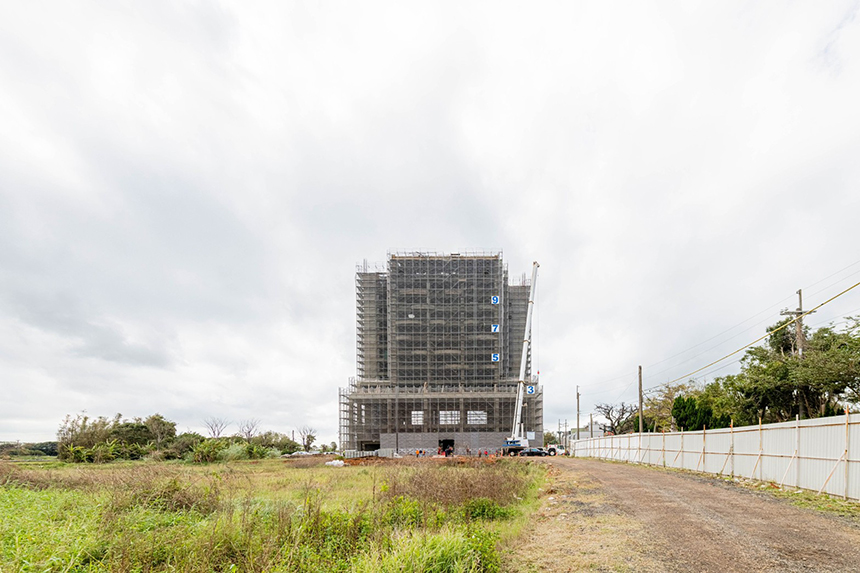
xmin=339 ymin=252 xmax=543 ymax=453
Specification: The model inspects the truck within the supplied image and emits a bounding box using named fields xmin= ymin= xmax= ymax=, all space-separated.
xmin=502 ymin=261 xmax=539 ymax=456
xmin=546 ymin=444 xmax=565 ymax=456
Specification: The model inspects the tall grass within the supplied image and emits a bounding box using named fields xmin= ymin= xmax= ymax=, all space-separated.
xmin=0 ymin=459 xmax=539 ymax=572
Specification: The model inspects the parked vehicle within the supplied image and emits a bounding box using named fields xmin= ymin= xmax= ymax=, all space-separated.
xmin=546 ymin=445 xmax=565 ymax=456
xmin=518 ymin=447 xmax=548 ymax=457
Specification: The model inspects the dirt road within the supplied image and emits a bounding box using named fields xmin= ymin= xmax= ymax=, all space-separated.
xmin=506 ymin=457 xmax=860 ymax=572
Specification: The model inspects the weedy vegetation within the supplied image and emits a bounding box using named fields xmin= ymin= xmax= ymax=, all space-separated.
xmin=0 ymin=457 xmax=544 ymax=572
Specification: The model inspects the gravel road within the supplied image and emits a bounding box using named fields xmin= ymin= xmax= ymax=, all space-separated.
xmin=549 ymin=458 xmax=860 ymax=572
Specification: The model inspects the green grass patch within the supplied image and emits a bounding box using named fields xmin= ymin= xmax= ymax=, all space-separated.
xmin=0 ymin=459 xmax=544 ymax=572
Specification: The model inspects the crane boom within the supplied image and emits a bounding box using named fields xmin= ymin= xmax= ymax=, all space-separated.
xmin=506 ymin=261 xmax=539 ymax=449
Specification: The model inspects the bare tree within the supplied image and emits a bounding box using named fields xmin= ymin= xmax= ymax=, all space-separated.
xmin=203 ymin=417 xmax=229 ymax=438
xmin=594 ymin=402 xmax=637 ymax=435
xmin=237 ymin=418 xmax=260 ymax=442
xmin=297 ymin=425 xmax=317 ymax=452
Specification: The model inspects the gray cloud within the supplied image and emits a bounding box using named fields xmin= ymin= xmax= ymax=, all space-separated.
xmin=2 ymin=1 xmax=860 ymax=442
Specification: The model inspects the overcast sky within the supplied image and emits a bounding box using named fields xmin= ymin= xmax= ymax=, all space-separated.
xmin=2 ymin=1 xmax=860 ymax=444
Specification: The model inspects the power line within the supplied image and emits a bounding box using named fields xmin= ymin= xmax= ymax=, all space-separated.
xmin=649 ymin=279 xmax=860 ymax=390
xmin=641 ymin=312 xmax=784 ymax=382
xmin=803 ymin=258 xmax=860 ymax=292
xmin=641 ymin=260 xmax=860 ymax=384
xmin=806 ymin=267 xmax=860 ymax=299
xmin=582 ymin=258 xmax=860 ymax=394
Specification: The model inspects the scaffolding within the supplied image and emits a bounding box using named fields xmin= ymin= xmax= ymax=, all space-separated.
xmin=340 ymin=252 xmax=543 ymax=453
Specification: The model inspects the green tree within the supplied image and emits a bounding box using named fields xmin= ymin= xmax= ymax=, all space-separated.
xmin=109 ymin=421 xmax=154 ymax=445
xmin=671 ymin=396 xmax=729 ymax=431
xmin=644 ymin=382 xmax=696 ymax=431
xmin=678 ymin=317 xmax=860 ymax=426
xmin=144 ymin=414 xmax=177 ymax=447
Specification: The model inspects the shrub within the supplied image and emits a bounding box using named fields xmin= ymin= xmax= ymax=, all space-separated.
xmin=191 ymin=439 xmax=229 ymax=463
xmin=164 ymin=432 xmax=204 ymax=460
xmin=382 ymin=462 xmax=530 ymax=508
xmin=218 ymin=443 xmax=250 ymax=461
xmin=30 ymin=442 xmax=58 ymax=456
xmin=462 ymin=498 xmax=514 ymax=521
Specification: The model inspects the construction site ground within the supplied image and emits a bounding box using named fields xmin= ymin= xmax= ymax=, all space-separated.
xmin=504 ymin=457 xmax=860 ymax=572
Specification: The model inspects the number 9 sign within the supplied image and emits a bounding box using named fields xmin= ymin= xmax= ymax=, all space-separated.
xmin=491 ymin=295 xmax=499 ymax=305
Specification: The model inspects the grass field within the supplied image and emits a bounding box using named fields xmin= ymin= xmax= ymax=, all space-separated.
xmin=0 ymin=456 xmax=544 ymax=572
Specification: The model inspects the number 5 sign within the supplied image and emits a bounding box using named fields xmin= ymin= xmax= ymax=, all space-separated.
xmin=491 ymin=353 xmax=500 ymax=362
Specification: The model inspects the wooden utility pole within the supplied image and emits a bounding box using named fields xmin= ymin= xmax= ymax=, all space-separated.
xmin=638 ymin=365 xmax=644 ymax=434
xmin=781 ymin=289 xmax=814 ymax=418
xmin=781 ymin=289 xmax=813 ymax=357
xmin=576 ymin=385 xmax=581 ymax=440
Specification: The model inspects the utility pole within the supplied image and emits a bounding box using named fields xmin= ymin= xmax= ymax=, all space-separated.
xmin=576 ymin=385 xmax=581 ymax=441
xmin=564 ymin=419 xmax=568 ymax=450
xmin=782 ymin=289 xmax=814 ymax=418
xmin=590 ymin=413 xmax=593 ymax=438
xmin=781 ymin=289 xmax=813 ymax=357
xmin=638 ymin=365 xmax=644 ymax=434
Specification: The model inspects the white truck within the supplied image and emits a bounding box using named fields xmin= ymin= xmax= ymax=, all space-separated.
xmin=546 ymin=444 xmax=566 ymax=456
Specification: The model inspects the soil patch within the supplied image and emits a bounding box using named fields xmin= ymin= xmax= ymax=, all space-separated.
xmin=544 ymin=458 xmax=860 ymax=572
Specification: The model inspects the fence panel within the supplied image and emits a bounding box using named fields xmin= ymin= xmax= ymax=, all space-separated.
xmin=571 ymin=413 xmax=860 ymax=500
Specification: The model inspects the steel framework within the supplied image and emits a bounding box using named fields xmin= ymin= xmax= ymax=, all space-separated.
xmin=340 ymin=252 xmax=543 ymax=453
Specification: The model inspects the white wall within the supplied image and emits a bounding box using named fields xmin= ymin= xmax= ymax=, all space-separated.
xmin=571 ymin=413 xmax=860 ymax=500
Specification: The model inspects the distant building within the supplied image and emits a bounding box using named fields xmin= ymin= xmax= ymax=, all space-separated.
xmin=570 ymin=420 xmax=605 ymax=441
xmin=339 ymin=252 xmax=543 ymax=453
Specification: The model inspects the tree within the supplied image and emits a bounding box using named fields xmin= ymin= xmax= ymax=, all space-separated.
xmin=594 ymin=402 xmax=637 ymax=435
xmin=237 ymin=419 xmax=261 ymax=442
xmin=144 ymin=414 xmax=177 ymax=447
xmin=57 ymin=413 xmax=119 ymax=452
xmin=252 ymin=431 xmax=301 ymax=454
xmin=671 ymin=396 xmax=729 ymax=431
xmin=766 ymin=317 xmax=799 ymax=355
xmin=109 ymin=421 xmax=154 ymax=445
xmin=644 ymin=382 xmax=696 ymax=431
xmin=203 ymin=417 xmax=229 ymax=438
xmin=675 ymin=317 xmax=860 ymax=426
xmin=297 ymin=425 xmax=317 ymax=452
xmin=543 ymin=431 xmax=559 ymax=446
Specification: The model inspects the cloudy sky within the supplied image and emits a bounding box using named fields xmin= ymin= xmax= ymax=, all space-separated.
xmin=2 ymin=1 xmax=860 ymax=444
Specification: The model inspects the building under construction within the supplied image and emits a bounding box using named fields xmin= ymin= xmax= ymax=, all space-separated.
xmin=339 ymin=251 xmax=543 ymax=453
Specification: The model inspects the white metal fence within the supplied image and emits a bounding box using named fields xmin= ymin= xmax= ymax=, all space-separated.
xmin=571 ymin=412 xmax=860 ymax=500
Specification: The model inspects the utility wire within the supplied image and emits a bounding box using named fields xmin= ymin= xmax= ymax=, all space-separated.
xmin=641 ymin=312 xmax=785 ymax=382
xmin=649 ymin=279 xmax=860 ymax=389
xmin=807 ymin=267 xmax=860 ymax=299
xmin=582 ymin=258 xmax=860 ymax=395
xmin=642 ymin=260 xmax=860 ymax=383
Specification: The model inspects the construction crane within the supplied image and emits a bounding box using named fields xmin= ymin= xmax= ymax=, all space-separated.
xmin=503 ymin=261 xmax=539 ymax=456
